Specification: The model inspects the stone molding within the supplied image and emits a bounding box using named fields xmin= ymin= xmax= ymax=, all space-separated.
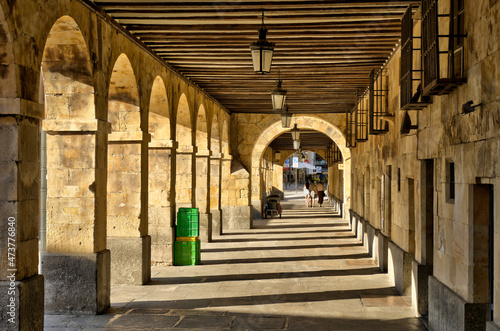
xmin=196 ymin=149 xmax=212 ymax=157
xmin=176 ymin=145 xmax=196 ymax=154
xmin=148 ymin=139 xmax=177 ymax=149
xmin=44 ymin=119 xmax=111 ymax=134
xmin=108 ymin=131 xmax=150 ymax=142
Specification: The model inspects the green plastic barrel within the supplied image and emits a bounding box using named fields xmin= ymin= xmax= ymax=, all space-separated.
xmin=176 ymin=208 xmax=199 ymax=237
xmin=174 ymin=239 xmax=200 ymax=266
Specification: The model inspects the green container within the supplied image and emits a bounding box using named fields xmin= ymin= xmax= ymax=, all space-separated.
xmin=176 ymin=208 xmax=199 ymax=237
xmin=174 ymin=239 xmax=200 ymax=266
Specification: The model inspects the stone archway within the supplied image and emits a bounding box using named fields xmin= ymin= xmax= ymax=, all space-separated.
xmin=251 ymin=116 xmax=351 ymax=220
xmin=148 ymin=75 xmax=173 ymax=264
xmin=175 ymin=93 xmax=194 ymax=209
xmin=195 ymin=103 xmax=212 ymax=241
xmin=107 ymin=53 xmax=150 ymax=285
xmin=41 ymin=15 xmax=110 ymax=314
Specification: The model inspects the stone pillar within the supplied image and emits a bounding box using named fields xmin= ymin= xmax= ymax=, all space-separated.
xmin=210 ymin=153 xmax=222 ymax=236
xmin=251 ymin=164 xmax=262 ymax=220
xmin=196 ymin=149 xmax=212 ymax=242
xmin=107 ymin=131 xmax=150 ymax=285
xmin=411 ymin=260 xmax=432 ymax=317
xmin=42 ymin=119 xmax=111 ymax=314
xmin=176 ymin=145 xmax=195 ymax=210
xmin=221 ymin=154 xmax=234 ymax=231
xmin=388 ymin=241 xmax=413 ymax=296
xmin=0 ymin=112 xmax=44 ymax=330
xmin=272 ymin=163 xmax=284 ymax=198
xmin=148 ymin=140 xmax=176 ymax=264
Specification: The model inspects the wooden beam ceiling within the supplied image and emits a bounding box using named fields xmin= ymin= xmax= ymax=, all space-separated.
xmin=92 ymin=0 xmax=411 ymax=115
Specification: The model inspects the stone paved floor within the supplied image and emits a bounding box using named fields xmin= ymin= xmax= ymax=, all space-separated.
xmin=44 ymin=190 xmax=427 ymax=331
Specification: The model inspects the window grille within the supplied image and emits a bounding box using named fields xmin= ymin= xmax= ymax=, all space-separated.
xmin=346 ymin=108 xmax=356 ymax=148
xmin=421 ymin=0 xmax=466 ymax=96
xmin=369 ymin=69 xmax=390 ymax=135
xmin=400 ymin=6 xmax=432 ymax=110
xmin=355 ymin=92 xmax=369 ymax=142
xmin=332 ymin=143 xmax=342 ymax=163
xmin=326 ymin=144 xmax=342 ymax=166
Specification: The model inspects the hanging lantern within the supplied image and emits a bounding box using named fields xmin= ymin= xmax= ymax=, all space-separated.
xmin=293 ymin=139 xmax=301 ymax=150
xmin=271 ymin=70 xmax=287 ymax=110
xmin=291 ymin=123 xmax=300 ymax=150
xmin=281 ymin=104 xmax=292 ymax=128
xmin=249 ymin=11 xmax=275 ymax=75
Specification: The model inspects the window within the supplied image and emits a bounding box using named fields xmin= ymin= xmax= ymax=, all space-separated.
xmin=369 ymin=69 xmax=390 ymax=135
xmin=355 ymin=93 xmax=369 ymax=142
xmin=346 ymin=108 xmax=356 ymax=148
xmin=421 ymin=0 xmax=466 ymax=96
xmin=446 ymin=160 xmax=455 ymax=202
xmin=398 ymin=168 xmax=401 ymax=192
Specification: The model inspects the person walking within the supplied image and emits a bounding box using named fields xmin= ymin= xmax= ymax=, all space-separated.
xmin=309 ymin=180 xmax=317 ymax=207
xmin=316 ymin=180 xmax=325 ymax=207
xmin=303 ymin=181 xmax=311 ymax=207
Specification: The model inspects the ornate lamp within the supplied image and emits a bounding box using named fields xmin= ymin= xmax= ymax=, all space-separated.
xmin=281 ymin=104 xmax=292 ymax=128
xmin=271 ymin=70 xmax=287 ymax=110
xmin=249 ymin=11 xmax=275 ymax=74
xmin=291 ymin=124 xmax=300 ymax=150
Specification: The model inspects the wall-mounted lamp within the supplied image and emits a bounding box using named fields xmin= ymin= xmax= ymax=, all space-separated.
xmin=462 ymin=101 xmax=482 ymax=115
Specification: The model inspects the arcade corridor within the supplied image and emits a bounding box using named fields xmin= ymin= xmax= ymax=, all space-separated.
xmin=44 ymin=192 xmax=425 ymax=331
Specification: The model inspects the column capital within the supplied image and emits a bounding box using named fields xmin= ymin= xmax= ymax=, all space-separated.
xmin=176 ymin=145 xmax=197 ymax=154
xmin=148 ymin=139 xmax=177 ymax=149
xmin=108 ymin=131 xmax=150 ymax=142
xmin=196 ymin=149 xmax=212 ymax=157
xmin=44 ymin=119 xmax=111 ymax=134
xmin=210 ymin=152 xmax=222 ymax=160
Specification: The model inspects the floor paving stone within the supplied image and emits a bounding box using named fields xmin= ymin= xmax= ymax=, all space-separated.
xmin=44 ymin=190 xmax=426 ymax=330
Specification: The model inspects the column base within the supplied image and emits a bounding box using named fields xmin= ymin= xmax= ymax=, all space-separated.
xmin=151 ymin=226 xmax=174 ymax=266
xmin=222 ymin=206 xmax=253 ymax=230
xmin=251 ymin=199 xmax=262 ymax=220
xmin=377 ymin=232 xmax=389 ymax=272
xmin=0 ymin=274 xmax=44 ymax=331
xmin=199 ymin=212 xmax=212 ymax=242
xmin=429 ymin=276 xmax=489 ymax=331
xmin=108 ymin=236 xmax=151 ymax=285
xmin=42 ymin=250 xmax=110 ymax=314
xmin=411 ymin=260 xmax=432 ymax=317
xmin=211 ymin=209 xmax=222 ymax=236
xmin=388 ymin=241 xmax=413 ymax=296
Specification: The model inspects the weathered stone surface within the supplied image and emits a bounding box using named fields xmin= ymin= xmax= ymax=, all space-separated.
xmin=222 ymin=206 xmax=252 ymax=230
xmin=0 ymin=275 xmax=44 ymax=331
xmin=42 ymin=250 xmax=110 ymax=314
xmin=388 ymin=241 xmax=412 ymax=296
xmin=429 ymin=276 xmax=489 ymax=331
xmin=107 ymin=236 xmax=151 ymax=285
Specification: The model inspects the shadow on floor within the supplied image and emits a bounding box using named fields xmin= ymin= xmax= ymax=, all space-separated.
xmin=201 ymin=252 xmax=372 ymax=265
xmin=201 ymin=242 xmax=363 ymax=253
xmin=148 ymin=267 xmax=381 ymax=285
xmin=102 ymin=309 xmax=426 ymax=331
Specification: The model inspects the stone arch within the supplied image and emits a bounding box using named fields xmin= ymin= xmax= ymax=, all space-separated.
xmin=175 ymin=92 xmax=194 ymax=208
xmin=211 ymin=112 xmax=221 ymax=155
xmin=149 ymin=75 xmax=170 ymax=141
xmin=41 ymin=16 xmax=110 ymax=314
xmin=108 ymin=53 xmax=140 ymax=133
xmin=41 ymin=15 xmax=96 ymax=253
xmin=251 ymin=116 xmax=351 ymax=219
xmin=0 ymin=7 xmax=16 ymax=100
xmin=176 ymin=92 xmax=192 ymax=147
xmin=148 ymin=76 xmax=173 ymax=264
xmin=221 ymin=118 xmax=230 ymax=155
xmin=107 ymin=53 xmax=148 ymax=285
xmin=196 ymin=103 xmax=208 ymax=150
xmin=42 ymin=16 xmax=94 ymax=121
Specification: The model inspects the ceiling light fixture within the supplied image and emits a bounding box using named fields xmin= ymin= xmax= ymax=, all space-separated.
xmin=271 ymin=70 xmax=287 ymax=110
xmin=249 ymin=10 xmax=275 ymax=75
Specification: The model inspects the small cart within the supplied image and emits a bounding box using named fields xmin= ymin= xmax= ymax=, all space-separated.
xmin=263 ymin=195 xmax=282 ymax=219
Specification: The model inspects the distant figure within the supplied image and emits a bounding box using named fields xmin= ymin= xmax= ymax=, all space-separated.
xmin=316 ymin=180 xmax=325 ymax=207
xmin=309 ymin=181 xmax=317 ymax=207
xmin=303 ymin=181 xmax=311 ymax=207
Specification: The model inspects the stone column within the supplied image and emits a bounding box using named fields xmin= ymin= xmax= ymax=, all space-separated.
xmin=251 ymin=164 xmax=263 ymax=220
xmin=210 ymin=153 xmax=222 ymax=236
xmin=42 ymin=119 xmax=111 ymax=314
xmin=175 ymin=145 xmax=196 ymax=210
xmin=149 ymin=140 xmax=176 ymax=264
xmin=107 ymin=131 xmax=151 ymax=285
xmin=0 ymin=110 xmax=44 ymax=330
xmin=196 ymin=149 xmax=212 ymax=242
